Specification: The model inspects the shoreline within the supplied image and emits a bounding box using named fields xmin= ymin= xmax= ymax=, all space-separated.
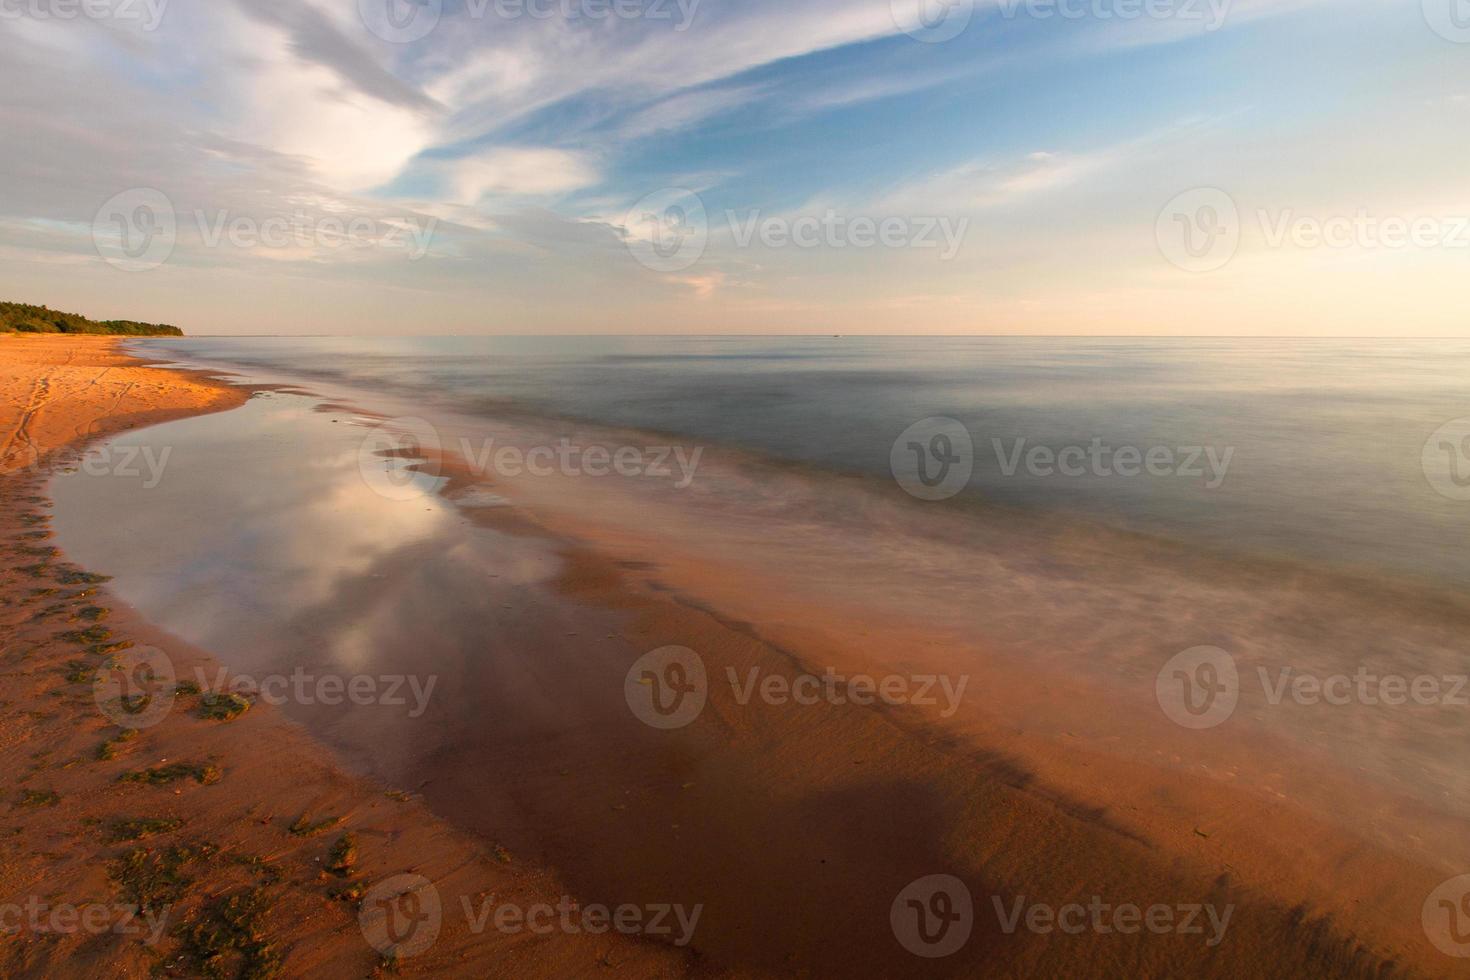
xmin=4 ymin=334 xmax=1461 ymax=977
xmin=0 ymin=336 xmax=691 ymax=977
xmin=134 ymin=336 xmax=1470 ymax=611
xmin=417 ymin=445 xmax=1460 ymax=978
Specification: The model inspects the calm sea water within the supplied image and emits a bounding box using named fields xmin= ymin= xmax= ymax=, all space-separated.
xmin=138 ymin=335 xmax=1470 ymax=587
xmin=53 ymin=336 xmax=1470 ymax=842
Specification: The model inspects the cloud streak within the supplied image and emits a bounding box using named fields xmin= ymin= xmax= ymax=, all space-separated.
xmin=0 ymin=0 xmax=1450 ymax=334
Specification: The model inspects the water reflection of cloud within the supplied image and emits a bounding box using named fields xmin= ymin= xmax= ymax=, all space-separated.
xmin=54 ymin=395 xmax=452 ymax=656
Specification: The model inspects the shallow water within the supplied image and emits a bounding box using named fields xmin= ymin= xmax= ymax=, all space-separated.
xmin=48 ymin=347 xmax=1470 ymax=874
xmin=48 ymin=390 xmax=576 ymax=781
xmin=139 ymin=335 xmax=1470 ymax=588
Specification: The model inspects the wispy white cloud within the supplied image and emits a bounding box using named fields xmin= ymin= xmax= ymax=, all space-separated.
xmin=615 ymin=86 xmax=762 ymax=140
xmin=880 ymin=148 xmax=1123 ymax=213
xmin=440 ymin=148 xmax=601 ymax=205
xmin=0 ymin=0 xmax=1442 ymax=334
xmin=872 ymin=117 xmax=1230 ymax=216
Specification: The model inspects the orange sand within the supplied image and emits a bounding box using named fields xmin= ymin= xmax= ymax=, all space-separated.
xmin=0 ymin=336 xmax=689 ymax=978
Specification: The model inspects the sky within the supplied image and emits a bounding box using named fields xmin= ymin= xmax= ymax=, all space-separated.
xmin=0 ymin=0 xmax=1466 ymax=335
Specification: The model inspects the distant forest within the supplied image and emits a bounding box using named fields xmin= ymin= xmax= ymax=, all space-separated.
xmin=1 ymin=301 xmax=183 ymax=336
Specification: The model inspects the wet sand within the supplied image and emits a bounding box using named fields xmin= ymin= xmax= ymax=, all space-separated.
xmin=6 ymin=334 xmax=1465 ymax=977
xmin=407 ymin=452 xmax=1459 ymax=978
xmin=0 ymin=336 xmax=690 ymax=978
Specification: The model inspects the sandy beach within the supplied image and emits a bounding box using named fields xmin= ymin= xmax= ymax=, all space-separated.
xmin=2 ymin=334 xmax=1464 ymax=978
xmin=0 ymin=336 xmax=690 ymax=978
xmin=8 ymin=0 xmax=1466 ymax=971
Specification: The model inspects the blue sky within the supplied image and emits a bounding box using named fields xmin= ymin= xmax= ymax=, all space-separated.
xmin=0 ymin=0 xmax=1466 ymax=334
